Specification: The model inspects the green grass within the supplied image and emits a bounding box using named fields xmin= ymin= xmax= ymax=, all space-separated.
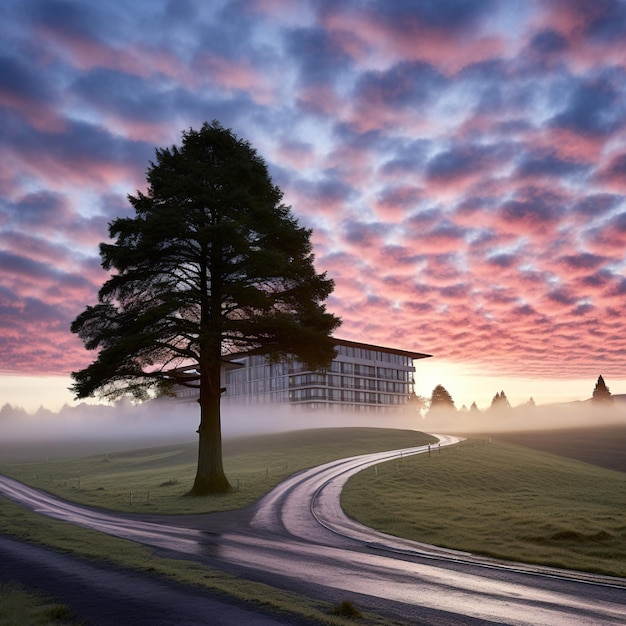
xmin=0 ymin=583 xmax=78 ymax=625
xmin=0 ymin=428 xmax=433 ymax=626
xmin=341 ymin=438 xmax=626 ymax=577
xmin=496 ymin=425 xmax=626 ymax=473
xmin=4 ymin=426 xmax=625 ymax=625
xmin=1 ymin=428 xmax=436 ymax=514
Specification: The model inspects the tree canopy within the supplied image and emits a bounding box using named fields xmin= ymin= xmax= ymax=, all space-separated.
xmin=428 ymin=384 xmax=455 ymax=412
xmin=71 ymin=121 xmax=341 ymax=494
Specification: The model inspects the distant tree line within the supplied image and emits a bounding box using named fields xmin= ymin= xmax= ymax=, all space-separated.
xmin=422 ymin=375 xmax=614 ymax=416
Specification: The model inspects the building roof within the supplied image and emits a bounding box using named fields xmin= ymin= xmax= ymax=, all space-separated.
xmin=223 ymin=337 xmax=431 ymax=362
xmin=333 ymin=337 xmax=431 ymax=360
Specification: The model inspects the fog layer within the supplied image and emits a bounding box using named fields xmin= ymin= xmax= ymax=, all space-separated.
xmin=1 ymin=397 xmax=624 ymax=462
xmin=0 ymin=398 xmax=420 ymax=461
xmin=422 ymin=401 xmax=626 ymax=434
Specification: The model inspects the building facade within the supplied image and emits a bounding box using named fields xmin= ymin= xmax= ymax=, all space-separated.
xmin=197 ymin=338 xmax=430 ymax=412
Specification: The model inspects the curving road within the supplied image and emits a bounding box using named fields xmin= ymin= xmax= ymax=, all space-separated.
xmin=1 ymin=434 xmax=625 ymax=625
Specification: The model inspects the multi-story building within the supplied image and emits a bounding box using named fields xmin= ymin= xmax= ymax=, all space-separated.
xmin=176 ymin=338 xmax=430 ymax=412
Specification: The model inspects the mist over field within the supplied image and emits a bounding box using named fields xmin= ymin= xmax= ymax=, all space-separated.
xmin=1 ymin=394 xmax=624 ymax=463
xmin=421 ymin=401 xmax=626 ymax=434
xmin=0 ymin=398 xmax=419 ymax=461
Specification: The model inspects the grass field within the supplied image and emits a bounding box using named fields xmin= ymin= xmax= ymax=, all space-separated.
xmin=2 ymin=424 xmax=625 ymax=626
xmin=0 ymin=428 xmax=436 ymax=626
xmin=0 ymin=583 xmax=77 ymax=625
xmin=495 ymin=424 xmax=626 ymax=473
xmin=341 ymin=436 xmax=626 ymax=577
xmin=0 ymin=428 xmax=437 ymax=514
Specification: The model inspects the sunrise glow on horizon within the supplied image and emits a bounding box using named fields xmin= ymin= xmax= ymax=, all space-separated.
xmin=2 ymin=1 xmax=626 ymax=413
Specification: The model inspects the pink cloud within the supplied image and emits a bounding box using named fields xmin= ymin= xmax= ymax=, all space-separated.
xmin=10 ymin=150 xmax=141 ymax=194
xmin=273 ymin=140 xmax=317 ymax=170
xmin=97 ymin=115 xmax=178 ymax=148
xmin=493 ymin=199 xmax=563 ymax=243
xmin=583 ymin=212 xmax=626 ymax=254
xmin=36 ymin=20 xmax=192 ymax=86
xmin=400 ymin=219 xmax=469 ymax=254
xmin=296 ymin=85 xmax=345 ymax=117
xmin=247 ymin=0 xmax=312 ymax=24
xmin=373 ymin=186 xmax=424 ymax=220
xmin=0 ymin=288 xmax=93 ymax=376
xmin=282 ymin=178 xmax=353 ymax=219
xmin=533 ymin=0 xmax=626 ymax=72
xmin=554 ymin=252 xmax=609 ymax=277
xmin=595 ymin=152 xmax=626 ymax=192
xmin=0 ymin=232 xmax=73 ymax=268
xmin=534 ymin=127 xmax=607 ymax=162
xmin=322 ymin=9 xmax=506 ymax=74
xmin=419 ymin=254 xmax=464 ymax=285
xmin=570 ymin=270 xmax=617 ymax=301
xmin=194 ymin=54 xmax=276 ymax=105
xmin=0 ymin=91 xmax=66 ymax=134
xmin=346 ymin=95 xmax=438 ymax=136
xmin=325 ymin=148 xmax=378 ymax=189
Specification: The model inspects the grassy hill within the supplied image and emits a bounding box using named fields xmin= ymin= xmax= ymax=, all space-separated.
xmin=341 ymin=436 xmax=626 ymax=577
xmin=0 ymin=428 xmax=437 ymax=515
xmin=2 ymin=426 xmax=625 ymax=577
xmin=495 ymin=424 xmax=626 ymax=473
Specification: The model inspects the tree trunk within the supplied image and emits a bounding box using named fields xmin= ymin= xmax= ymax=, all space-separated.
xmin=189 ymin=361 xmax=231 ymax=495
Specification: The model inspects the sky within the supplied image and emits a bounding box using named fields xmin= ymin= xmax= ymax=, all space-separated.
xmin=2 ymin=0 xmax=626 ymax=413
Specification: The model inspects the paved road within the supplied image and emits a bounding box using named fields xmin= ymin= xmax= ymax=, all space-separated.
xmin=0 ymin=535 xmax=313 ymax=626
xmin=1 ymin=434 xmax=625 ymax=625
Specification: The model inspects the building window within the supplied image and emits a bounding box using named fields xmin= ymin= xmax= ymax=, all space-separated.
xmin=341 ymin=362 xmax=354 ymax=375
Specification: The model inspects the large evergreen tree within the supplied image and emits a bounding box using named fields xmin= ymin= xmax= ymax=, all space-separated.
xmin=71 ymin=122 xmax=341 ymax=495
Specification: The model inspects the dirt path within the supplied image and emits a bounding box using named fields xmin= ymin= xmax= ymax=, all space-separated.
xmin=0 ymin=535 xmax=315 ymax=626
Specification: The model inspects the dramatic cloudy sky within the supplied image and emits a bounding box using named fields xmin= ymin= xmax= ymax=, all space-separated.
xmin=2 ymin=0 xmax=626 ymax=411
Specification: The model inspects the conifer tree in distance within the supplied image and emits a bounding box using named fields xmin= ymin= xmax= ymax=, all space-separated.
xmin=428 ymin=384 xmax=455 ymax=413
xmin=490 ymin=390 xmax=510 ymax=411
xmin=592 ymin=375 xmax=614 ymax=405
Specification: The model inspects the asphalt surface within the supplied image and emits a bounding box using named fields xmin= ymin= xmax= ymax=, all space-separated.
xmin=2 ymin=434 xmax=626 ymax=625
xmin=0 ymin=535 xmax=316 ymax=626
